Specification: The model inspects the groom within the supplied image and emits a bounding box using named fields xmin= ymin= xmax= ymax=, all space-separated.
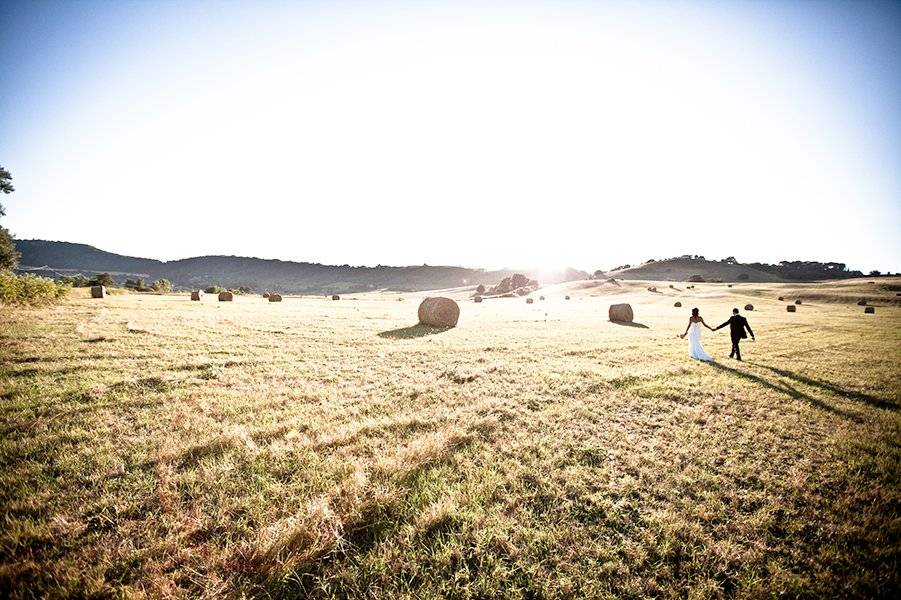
xmin=714 ymin=308 xmax=755 ymax=360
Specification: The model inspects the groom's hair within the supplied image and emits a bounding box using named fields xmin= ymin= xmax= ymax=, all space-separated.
xmin=733 ymin=308 xmax=739 ymax=314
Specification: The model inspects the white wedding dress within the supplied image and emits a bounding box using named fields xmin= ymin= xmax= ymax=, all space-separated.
xmin=687 ymin=321 xmax=714 ymax=362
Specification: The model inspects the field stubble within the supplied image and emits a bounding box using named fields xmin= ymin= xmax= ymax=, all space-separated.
xmin=1 ymin=281 xmax=899 ymax=598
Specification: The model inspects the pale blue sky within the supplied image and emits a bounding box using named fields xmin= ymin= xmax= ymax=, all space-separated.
xmin=1 ymin=0 xmax=899 ymax=272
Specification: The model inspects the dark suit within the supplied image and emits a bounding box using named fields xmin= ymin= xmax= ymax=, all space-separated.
xmin=715 ymin=314 xmax=754 ymax=360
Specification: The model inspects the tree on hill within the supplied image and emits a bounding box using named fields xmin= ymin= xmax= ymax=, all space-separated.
xmin=0 ymin=166 xmax=19 ymax=271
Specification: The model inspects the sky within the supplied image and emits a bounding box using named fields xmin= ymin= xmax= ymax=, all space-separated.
xmin=1 ymin=0 xmax=899 ymax=273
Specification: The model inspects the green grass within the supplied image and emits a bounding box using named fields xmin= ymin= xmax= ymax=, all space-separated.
xmin=1 ymin=281 xmax=899 ymax=598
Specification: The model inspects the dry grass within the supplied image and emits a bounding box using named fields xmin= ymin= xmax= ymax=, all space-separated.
xmin=1 ymin=279 xmax=899 ymax=598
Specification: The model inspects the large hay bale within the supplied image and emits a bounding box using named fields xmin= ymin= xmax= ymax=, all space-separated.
xmin=331 ymin=295 xmax=340 ymax=301
xmin=674 ymin=301 xmax=682 ymax=307
xmin=526 ymin=298 xmax=534 ymax=304
xmin=787 ymin=305 xmax=796 ymax=312
xmin=90 ymin=285 xmax=106 ymax=299
xmin=190 ymin=290 xmax=202 ymax=301
xmin=608 ymin=303 xmax=634 ymax=323
xmin=268 ymin=294 xmax=282 ymax=302
xmin=473 ymin=296 xmax=483 ymax=303
xmin=744 ymin=304 xmax=754 ymax=311
xmin=218 ymin=292 xmax=233 ymax=302
xmin=418 ymin=297 xmax=460 ymax=328
xmin=857 ymin=299 xmax=867 ymax=306
xmin=795 ymin=299 xmax=802 ymax=305
xmin=864 ymin=306 xmax=875 ymax=314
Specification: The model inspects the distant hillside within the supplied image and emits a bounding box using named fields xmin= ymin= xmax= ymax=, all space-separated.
xmin=14 ymin=240 xmax=589 ymax=293
xmin=609 ymin=257 xmax=786 ymax=282
xmin=15 ymin=240 xmax=162 ymax=276
xmin=608 ymin=256 xmax=867 ymax=282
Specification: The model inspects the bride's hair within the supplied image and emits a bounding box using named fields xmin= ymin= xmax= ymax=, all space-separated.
xmin=691 ymin=308 xmax=699 ymax=317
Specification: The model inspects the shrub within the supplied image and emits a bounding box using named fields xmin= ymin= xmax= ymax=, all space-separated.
xmin=91 ymin=273 xmax=115 ymax=287
xmin=152 ymin=279 xmax=172 ymax=293
xmin=205 ymin=285 xmax=225 ymax=294
xmin=0 ymin=271 xmax=70 ymax=306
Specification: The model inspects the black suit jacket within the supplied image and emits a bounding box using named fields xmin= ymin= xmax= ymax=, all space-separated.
xmin=717 ymin=315 xmax=754 ymax=340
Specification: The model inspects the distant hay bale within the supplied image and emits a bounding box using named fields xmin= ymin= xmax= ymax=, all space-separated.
xmin=190 ymin=290 xmax=202 ymax=301
xmin=331 ymin=295 xmax=340 ymax=301
xmin=90 ymin=285 xmax=106 ymax=299
xmin=727 ymin=284 xmax=733 ymax=288
xmin=473 ymin=296 xmax=483 ymax=303
xmin=674 ymin=301 xmax=682 ymax=307
xmin=263 ymin=292 xmax=270 ymax=298
xmin=526 ymin=298 xmax=534 ymax=304
xmin=669 ymin=284 xmax=674 ymax=288
xmin=268 ymin=294 xmax=282 ymax=302
xmin=647 ymin=286 xmax=657 ymax=293
xmin=778 ymin=296 xmax=784 ymax=301
xmin=608 ymin=303 xmax=633 ymax=323
xmin=795 ymin=299 xmax=802 ymax=305
xmin=864 ymin=306 xmax=875 ymax=314
xmin=218 ymin=292 xmax=234 ymax=302
xmin=787 ymin=305 xmax=796 ymax=312
xmin=857 ymin=299 xmax=867 ymax=306
xmin=418 ymin=297 xmax=460 ymax=328
xmin=744 ymin=304 xmax=754 ymax=311
xmin=565 ymin=295 xmax=571 ymax=300
xmin=539 ymin=296 xmax=545 ymax=301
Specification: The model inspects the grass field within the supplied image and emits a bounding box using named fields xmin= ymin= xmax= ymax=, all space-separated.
xmin=1 ymin=279 xmax=899 ymax=598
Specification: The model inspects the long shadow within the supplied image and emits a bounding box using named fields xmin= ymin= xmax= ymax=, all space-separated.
xmin=609 ymin=320 xmax=649 ymax=329
xmin=748 ymin=362 xmax=897 ymax=411
xmin=705 ymin=362 xmax=858 ymax=420
xmin=378 ymin=324 xmax=453 ymax=339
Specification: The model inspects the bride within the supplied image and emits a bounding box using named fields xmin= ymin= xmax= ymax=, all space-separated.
xmin=680 ymin=307 xmax=715 ymax=362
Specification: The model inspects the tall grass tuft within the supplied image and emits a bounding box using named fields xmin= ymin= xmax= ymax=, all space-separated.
xmin=0 ymin=271 xmax=70 ymax=305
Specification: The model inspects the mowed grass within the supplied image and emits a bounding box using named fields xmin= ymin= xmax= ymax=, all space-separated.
xmin=1 ymin=281 xmax=899 ymax=598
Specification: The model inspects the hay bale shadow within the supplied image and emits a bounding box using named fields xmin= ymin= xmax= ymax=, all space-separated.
xmin=378 ymin=324 xmax=453 ymax=339
xmin=608 ymin=320 xmax=649 ymax=329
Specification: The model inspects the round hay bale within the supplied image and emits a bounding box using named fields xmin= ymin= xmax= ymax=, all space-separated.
xmin=90 ymin=285 xmax=106 ymax=299
xmin=526 ymin=298 xmax=534 ymax=304
xmin=263 ymin=292 xmax=270 ymax=298
xmin=857 ymin=299 xmax=867 ymax=306
xmin=674 ymin=301 xmax=682 ymax=307
xmin=268 ymin=294 xmax=282 ymax=302
xmin=864 ymin=306 xmax=875 ymax=314
xmin=744 ymin=304 xmax=754 ymax=311
xmin=787 ymin=304 xmax=796 ymax=312
xmin=473 ymin=296 xmax=483 ymax=303
xmin=218 ymin=292 xmax=233 ymax=302
xmin=190 ymin=290 xmax=203 ymax=301
xmin=565 ymin=295 xmax=571 ymax=300
xmin=727 ymin=284 xmax=733 ymax=288
xmin=669 ymin=284 xmax=674 ymax=288
xmin=647 ymin=286 xmax=657 ymax=293
xmin=608 ymin=303 xmax=633 ymax=323
xmin=331 ymin=295 xmax=340 ymax=301
xmin=795 ymin=299 xmax=802 ymax=305
xmin=539 ymin=296 xmax=545 ymax=301
xmin=778 ymin=296 xmax=784 ymax=301
xmin=418 ymin=297 xmax=460 ymax=328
